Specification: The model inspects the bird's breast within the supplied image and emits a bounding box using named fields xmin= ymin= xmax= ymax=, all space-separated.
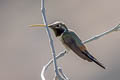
xmin=57 ymin=35 xmax=71 ymax=51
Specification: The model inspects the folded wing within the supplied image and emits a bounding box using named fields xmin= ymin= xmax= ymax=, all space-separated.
xmin=62 ymin=31 xmax=105 ymax=69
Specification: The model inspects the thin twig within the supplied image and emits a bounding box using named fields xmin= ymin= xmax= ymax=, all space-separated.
xmin=41 ymin=0 xmax=62 ymax=80
xmin=41 ymin=50 xmax=67 ymax=80
xmin=58 ymin=67 xmax=70 ymax=80
xmin=83 ymin=24 xmax=120 ymax=44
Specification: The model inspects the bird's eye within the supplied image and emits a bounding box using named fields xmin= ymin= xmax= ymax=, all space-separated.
xmin=56 ymin=24 xmax=60 ymax=27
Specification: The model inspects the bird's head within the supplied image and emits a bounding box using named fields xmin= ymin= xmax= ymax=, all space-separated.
xmin=48 ymin=21 xmax=68 ymax=37
xmin=30 ymin=21 xmax=68 ymax=37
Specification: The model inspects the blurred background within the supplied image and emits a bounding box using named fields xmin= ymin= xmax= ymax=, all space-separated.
xmin=0 ymin=0 xmax=120 ymax=80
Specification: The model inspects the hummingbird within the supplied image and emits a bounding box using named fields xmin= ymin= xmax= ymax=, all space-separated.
xmin=31 ymin=21 xmax=106 ymax=69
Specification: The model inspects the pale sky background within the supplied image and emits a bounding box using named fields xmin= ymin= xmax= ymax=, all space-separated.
xmin=0 ymin=0 xmax=120 ymax=80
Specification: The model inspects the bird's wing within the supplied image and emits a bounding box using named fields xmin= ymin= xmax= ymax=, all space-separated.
xmin=62 ymin=31 xmax=105 ymax=69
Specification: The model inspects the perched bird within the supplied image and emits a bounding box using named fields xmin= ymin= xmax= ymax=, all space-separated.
xmin=31 ymin=21 xmax=106 ymax=69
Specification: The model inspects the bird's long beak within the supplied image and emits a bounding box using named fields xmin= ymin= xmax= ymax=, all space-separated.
xmin=29 ymin=24 xmax=50 ymax=27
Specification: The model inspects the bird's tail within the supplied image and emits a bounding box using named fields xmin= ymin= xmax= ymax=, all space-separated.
xmin=85 ymin=51 xmax=106 ymax=69
xmin=91 ymin=57 xmax=106 ymax=69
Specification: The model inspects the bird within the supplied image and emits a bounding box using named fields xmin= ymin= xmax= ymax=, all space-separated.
xmin=30 ymin=21 xmax=106 ymax=69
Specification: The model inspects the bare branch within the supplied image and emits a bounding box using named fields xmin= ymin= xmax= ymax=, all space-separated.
xmin=83 ymin=24 xmax=120 ymax=44
xmin=41 ymin=0 xmax=63 ymax=80
xmin=58 ymin=67 xmax=70 ymax=80
xmin=41 ymin=51 xmax=67 ymax=80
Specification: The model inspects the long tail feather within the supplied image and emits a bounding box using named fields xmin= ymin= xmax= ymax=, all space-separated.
xmin=84 ymin=51 xmax=106 ymax=69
